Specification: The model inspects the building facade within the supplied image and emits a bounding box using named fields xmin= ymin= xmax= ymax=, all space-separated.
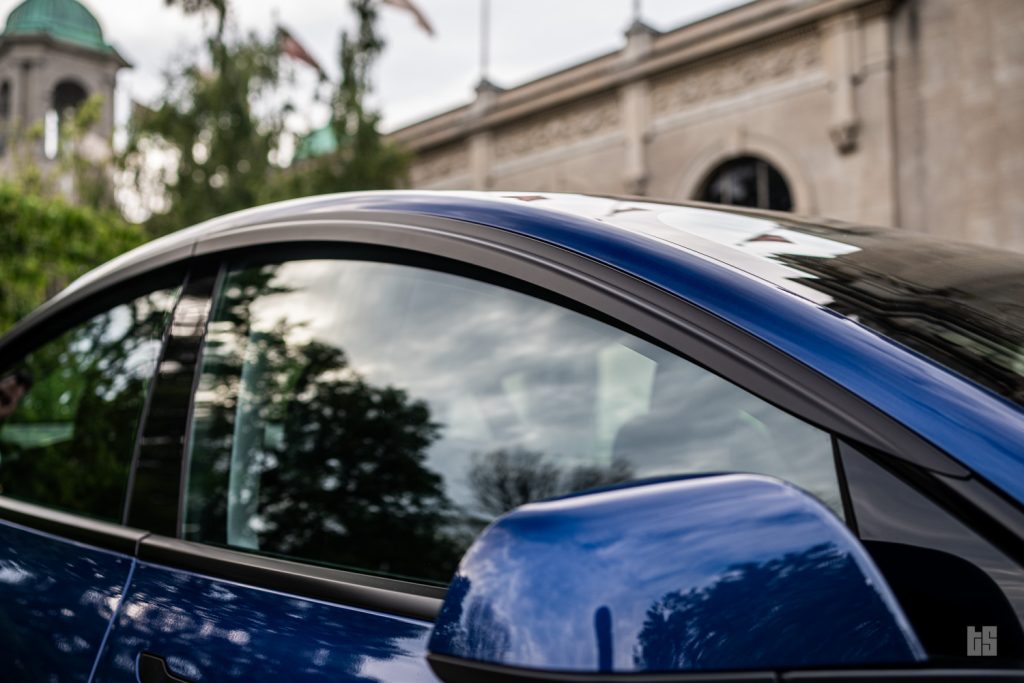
xmin=391 ymin=0 xmax=1024 ymax=251
xmin=0 ymin=0 xmax=128 ymax=165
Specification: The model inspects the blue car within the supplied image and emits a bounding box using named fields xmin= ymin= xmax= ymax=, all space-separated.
xmin=0 ymin=192 xmax=1022 ymax=682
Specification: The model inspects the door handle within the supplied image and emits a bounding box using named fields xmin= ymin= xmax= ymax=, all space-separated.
xmin=138 ymin=652 xmax=194 ymax=683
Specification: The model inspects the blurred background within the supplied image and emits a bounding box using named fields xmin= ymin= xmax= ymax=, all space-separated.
xmin=0 ymin=0 xmax=1021 ymax=330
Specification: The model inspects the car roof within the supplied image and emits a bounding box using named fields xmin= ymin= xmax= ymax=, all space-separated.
xmin=20 ymin=191 xmax=1024 ymax=504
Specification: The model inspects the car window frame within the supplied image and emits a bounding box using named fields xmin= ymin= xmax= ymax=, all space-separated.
xmin=0 ymin=262 xmax=187 ymax=525
xmin=179 ymin=244 xmax=850 ymax=582
xmin=2 ymin=211 xmax=1020 ymax=631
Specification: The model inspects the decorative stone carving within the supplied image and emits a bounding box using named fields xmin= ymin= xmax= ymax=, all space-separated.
xmin=651 ymin=30 xmax=821 ymax=117
xmin=410 ymin=143 xmax=469 ymax=184
xmin=492 ymin=95 xmax=621 ymax=161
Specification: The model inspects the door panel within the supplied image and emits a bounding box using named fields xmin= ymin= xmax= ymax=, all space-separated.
xmin=91 ymin=561 xmax=439 ymax=683
xmin=0 ymin=519 xmax=133 ymax=683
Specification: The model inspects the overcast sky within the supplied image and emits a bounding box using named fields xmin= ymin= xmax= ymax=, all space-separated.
xmin=0 ymin=0 xmax=749 ymax=132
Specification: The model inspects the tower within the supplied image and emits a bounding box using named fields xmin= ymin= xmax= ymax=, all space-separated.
xmin=0 ymin=0 xmax=129 ymax=162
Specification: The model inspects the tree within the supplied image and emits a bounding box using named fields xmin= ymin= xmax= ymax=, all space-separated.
xmin=467 ymin=448 xmax=634 ymax=517
xmin=128 ymin=0 xmax=409 ymax=237
xmin=121 ymin=28 xmax=282 ymax=236
xmin=164 ymin=0 xmax=228 ymax=38
xmin=184 ymin=264 xmax=463 ymax=583
xmin=633 ymin=543 xmax=916 ymax=670
xmin=266 ymin=0 xmax=409 ymax=200
xmin=0 ymin=184 xmax=143 ymax=332
xmin=5 ymin=94 xmax=120 ymax=212
xmin=0 ymin=289 xmax=176 ymax=520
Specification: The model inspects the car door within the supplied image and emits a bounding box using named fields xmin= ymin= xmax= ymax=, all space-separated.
xmin=0 ymin=276 xmax=181 ymax=683
xmin=89 ymin=230 xmax=861 ymax=682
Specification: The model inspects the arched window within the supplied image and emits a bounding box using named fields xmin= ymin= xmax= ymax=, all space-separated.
xmin=0 ymin=81 xmax=10 ymax=155
xmin=0 ymin=80 xmax=10 ymax=121
xmin=699 ymin=156 xmax=793 ymax=211
xmin=45 ymin=79 xmax=89 ymax=159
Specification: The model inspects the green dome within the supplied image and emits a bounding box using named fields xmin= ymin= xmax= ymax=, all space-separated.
xmin=3 ymin=0 xmax=111 ymax=53
xmin=295 ymin=125 xmax=338 ymax=161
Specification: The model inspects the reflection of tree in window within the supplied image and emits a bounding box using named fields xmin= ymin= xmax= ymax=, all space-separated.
xmin=185 ymin=259 xmax=841 ymax=585
xmin=0 ymin=289 xmax=178 ymax=520
xmin=467 ymin=448 xmax=632 ymax=517
xmin=699 ymin=156 xmax=793 ymax=211
xmin=634 ymin=543 xmax=910 ymax=670
xmin=185 ymin=265 xmax=465 ymax=584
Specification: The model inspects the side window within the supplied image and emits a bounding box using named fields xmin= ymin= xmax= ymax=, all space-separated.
xmin=0 ymin=287 xmax=179 ymax=521
xmin=840 ymin=440 xmax=1024 ymax=663
xmin=183 ymin=259 xmax=839 ymax=584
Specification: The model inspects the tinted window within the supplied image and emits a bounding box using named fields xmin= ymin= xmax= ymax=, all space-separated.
xmin=0 ymin=288 xmax=179 ymax=521
xmin=183 ymin=259 xmax=838 ymax=584
xmin=840 ymin=441 xmax=1024 ymax=664
xmin=699 ymin=156 xmax=793 ymax=211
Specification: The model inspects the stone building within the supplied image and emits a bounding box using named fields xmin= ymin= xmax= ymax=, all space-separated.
xmin=0 ymin=0 xmax=129 ymax=164
xmin=391 ymin=0 xmax=1024 ymax=251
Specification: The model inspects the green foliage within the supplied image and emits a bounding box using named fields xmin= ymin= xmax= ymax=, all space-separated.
xmin=267 ymin=0 xmax=409 ymax=200
xmin=185 ymin=264 xmax=463 ymax=582
xmin=6 ymin=94 xmax=119 ymax=211
xmin=0 ymin=288 xmax=177 ymax=521
xmin=164 ymin=0 xmax=228 ymax=37
xmin=129 ymin=0 xmax=408 ymax=235
xmin=0 ymin=184 xmax=144 ymax=332
xmin=123 ymin=29 xmax=283 ymax=236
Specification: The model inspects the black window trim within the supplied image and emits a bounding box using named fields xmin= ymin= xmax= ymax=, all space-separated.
xmin=1 ymin=210 xmax=1022 ymax=626
xmin=138 ymin=535 xmax=443 ymax=621
xmin=426 ymin=652 xmax=1024 ymax=682
xmin=0 ymin=494 xmax=443 ymax=620
xmin=189 ymin=211 xmax=969 ymax=476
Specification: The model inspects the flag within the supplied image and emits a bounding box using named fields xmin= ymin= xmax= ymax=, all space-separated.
xmin=278 ymin=26 xmax=327 ymax=79
xmin=380 ymin=0 xmax=435 ymax=36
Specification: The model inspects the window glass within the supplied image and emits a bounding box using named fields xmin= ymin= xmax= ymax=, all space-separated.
xmin=184 ymin=259 xmax=838 ymax=584
xmin=700 ymin=155 xmax=793 ymax=211
xmin=840 ymin=441 xmax=1024 ymax=663
xmin=0 ymin=288 xmax=179 ymax=521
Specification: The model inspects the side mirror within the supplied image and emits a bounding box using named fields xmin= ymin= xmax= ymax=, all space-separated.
xmin=427 ymin=474 xmax=924 ymax=681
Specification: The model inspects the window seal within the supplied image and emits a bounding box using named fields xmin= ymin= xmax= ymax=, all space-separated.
xmin=192 ymin=213 xmax=969 ymax=479
xmin=138 ymin=534 xmax=443 ymax=621
xmin=0 ymin=495 xmax=147 ymax=556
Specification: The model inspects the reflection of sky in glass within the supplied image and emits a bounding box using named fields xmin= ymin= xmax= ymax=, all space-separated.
xmin=230 ymin=259 xmax=841 ymax=521
xmin=492 ymin=192 xmax=1024 ymax=409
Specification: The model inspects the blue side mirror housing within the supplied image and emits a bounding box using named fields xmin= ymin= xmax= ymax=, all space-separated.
xmin=427 ymin=474 xmax=924 ymax=679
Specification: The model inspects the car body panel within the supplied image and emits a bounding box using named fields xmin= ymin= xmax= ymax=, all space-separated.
xmin=90 ymin=561 xmax=439 ymax=683
xmin=429 ymin=474 xmax=924 ymax=673
xmin=0 ymin=518 xmax=133 ymax=683
xmin=29 ymin=191 xmax=1024 ymax=503
xmin=2 ymin=191 xmax=1023 ymax=681
xmin=192 ymin=192 xmax=1024 ymax=502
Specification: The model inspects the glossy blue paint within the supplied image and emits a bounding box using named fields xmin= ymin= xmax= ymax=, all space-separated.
xmin=90 ymin=561 xmax=440 ymax=683
xmin=429 ymin=474 xmax=924 ymax=673
xmin=0 ymin=518 xmax=133 ymax=683
xmin=57 ymin=191 xmax=1024 ymax=503
xmin=230 ymin=191 xmax=1024 ymax=504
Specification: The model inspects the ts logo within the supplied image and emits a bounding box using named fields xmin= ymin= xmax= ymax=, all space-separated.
xmin=967 ymin=626 xmax=997 ymax=656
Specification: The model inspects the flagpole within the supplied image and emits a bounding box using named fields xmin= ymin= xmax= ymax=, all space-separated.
xmin=480 ymin=0 xmax=491 ymax=84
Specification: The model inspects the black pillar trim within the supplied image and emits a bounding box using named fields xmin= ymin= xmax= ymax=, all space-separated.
xmin=124 ymin=262 xmax=218 ymax=536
